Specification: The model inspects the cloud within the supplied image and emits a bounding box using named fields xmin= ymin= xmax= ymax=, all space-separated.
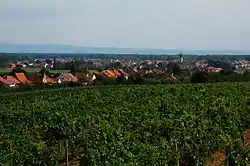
xmin=0 ymin=0 xmax=250 ymax=49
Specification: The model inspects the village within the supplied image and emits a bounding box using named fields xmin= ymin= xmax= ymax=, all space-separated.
xmin=1 ymin=54 xmax=250 ymax=88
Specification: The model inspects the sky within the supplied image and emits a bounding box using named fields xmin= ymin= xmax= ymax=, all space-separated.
xmin=0 ymin=0 xmax=250 ymax=50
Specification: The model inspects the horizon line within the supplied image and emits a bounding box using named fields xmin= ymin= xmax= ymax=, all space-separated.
xmin=0 ymin=43 xmax=249 ymax=51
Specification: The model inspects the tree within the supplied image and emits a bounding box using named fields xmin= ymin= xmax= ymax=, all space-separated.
xmin=0 ymin=54 xmax=11 ymax=68
xmin=52 ymin=58 xmax=57 ymax=69
xmin=39 ymin=68 xmax=50 ymax=76
xmin=208 ymin=72 xmax=224 ymax=83
xmin=114 ymin=62 xmax=122 ymax=69
xmin=9 ymin=67 xmax=27 ymax=76
xmin=102 ymin=78 xmax=117 ymax=85
xmin=191 ymin=72 xmax=209 ymax=83
xmin=69 ymin=62 xmax=78 ymax=75
xmin=243 ymin=71 xmax=250 ymax=81
xmin=157 ymin=62 xmax=167 ymax=69
xmin=173 ymin=64 xmax=181 ymax=76
xmin=127 ymin=73 xmax=144 ymax=85
xmin=224 ymin=71 xmax=243 ymax=82
xmin=116 ymin=76 xmax=128 ymax=84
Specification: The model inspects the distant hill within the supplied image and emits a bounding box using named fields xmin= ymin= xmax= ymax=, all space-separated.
xmin=0 ymin=43 xmax=249 ymax=55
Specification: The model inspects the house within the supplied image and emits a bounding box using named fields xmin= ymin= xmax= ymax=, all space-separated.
xmin=57 ymin=73 xmax=78 ymax=83
xmin=42 ymin=74 xmax=57 ymax=84
xmin=27 ymin=73 xmax=43 ymax=84
xmin=0 ymin=76 xmax=17 ymax=88
xmin=5 ymin=76 xmax=21 ymax=84
xmin=126 ymin=68 xmax=142 ymax=78
xmin=117 ymin=69 xmax=129 ymax=79
xmin=75 ymin=71 xmax=98 ymax=83
xmin=105 ymin=70 xmax=116 ymax=77
xmin=152 ymin=69 xmax=165 ymax=75
xmin=205 ymin=66 xmax=223 ymax=73
xmin=179 ymin=61 xmax=196 ymax=70
xmin=15 ymin=73 xmax=30 ymax=84
xmin=100 ymin=69 xmax=129 ymax=79
xmin=117 ymin=69 xmax=128 ymax=75
xmin=100 ymin=70 xmax=114 ymax=78
xmin=75 ymin=72 xmax=89 ymax=85
xmin=9 ymin=63 xmax=16 ymax=69
xmin=92 ymin=73 xmax=97 ymax=81
xmin=112 ymin=70 xmax=121 ymax=77
xmin=75 ymin=72 xmax=86 ymax=81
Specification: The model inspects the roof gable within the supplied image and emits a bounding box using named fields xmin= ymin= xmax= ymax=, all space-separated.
xmin=106 ymin=70 xmax=116 ymax=77
xmin=118 ymin=69 xmax=129 ymax=76
xmin=101 ymin=70 xmax=113 ymax=78
xmin=113 ymin=70 xmax=122 ymax=76
xmin=43 ymin=74 xmax=57 ymax=84
xmin=57 ymin=73 xmax=78 ymax=82
xmin=6 ymin=76 xmax=21 ymax=84
xmin=0 ymin=76 xmax=15 ymax=85
xmin=15 ymin=73 xmax=30 ymax=84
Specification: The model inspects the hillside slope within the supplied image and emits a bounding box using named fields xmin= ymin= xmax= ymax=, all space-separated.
xmin=0 ymin=83 xmax=250 ymax=165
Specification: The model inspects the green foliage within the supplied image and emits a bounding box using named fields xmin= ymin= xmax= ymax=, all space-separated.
xmin=102 ymin=77 xmax=117 ymax=85
xmin=39 ymin=68 xmax=50 ymax=76
xmin=0 ymin=53 xmax=11 ymax=68
xmin=9 ymin=67 xmax=27 ymax=76
xmin=69 ymin=62 xmax=78 ymax=75
xmin=191 ymin=71 xmax=209 ymax=83
xmin=173 ymin=64 xmax=181 ymax=76
xmin=0 ymin=83 xmax=250 ymax=165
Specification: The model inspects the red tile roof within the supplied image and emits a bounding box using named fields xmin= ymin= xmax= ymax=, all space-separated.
xmin=0 ymin=76 xmax=15 ymax=85
xmin=106 ymin=70 xmax=116 ymax=77
xmin=113 ymin=70 xmax=122 ymax=76
xmin=101 ymin=70 xmax=113 ymax=78
xmin=46 ymin=77 xmax=57 ymax=84
xmin=15 ymin=73 xmax=30 ymax=84
xmin=61 ymin=73 xmax=78 ymax=82
xmin=242 ymin=129 xmax=250 ymax=147
xmin=118 ymin=69 xmax=129 ymax=76
xmin=205 ymin=66 xmax=223 ymax=72
xmin=75 ymin=72 xmax=85 ymax=79
xmin=6 ymin=76 xmax=21 ymax=84
xmin=43 ymin=74 xmax=57 ymax=84
xmin=101 ymin=69 xmax=129 ymax=78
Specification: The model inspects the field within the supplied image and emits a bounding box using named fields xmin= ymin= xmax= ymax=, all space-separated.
xmin=0 ymin=83 xmax=250 ymax=165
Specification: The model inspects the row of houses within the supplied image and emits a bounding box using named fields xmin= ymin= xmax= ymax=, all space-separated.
xmin=0 ymin=72 xmax=57 ymax=88
xmin=0 ymin=66 xmax=226 ymax=88
xmin=0 ymin=69 xmax=130 ymax=88
xmin=99 ymin=69 xmax=129 ymax=79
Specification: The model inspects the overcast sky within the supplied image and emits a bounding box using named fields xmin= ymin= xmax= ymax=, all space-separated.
xmin=0 ymin=0 xmax=250 ymax=50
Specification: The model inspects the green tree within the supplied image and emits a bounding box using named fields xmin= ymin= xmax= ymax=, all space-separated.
xmin=70 ymin=63 xmax=78 ymax=75
xmin=0 ymin=53 xmax=11 ymax=68
xmin=191 ymin=71 xmax=209 ymax=83
xmin=9 ymin=67 xmax=27 ymax=76
xmin=173 ymin=64 xmax=181 ymax=76
xmin=39 ymin=68 xmax=50 ymax=76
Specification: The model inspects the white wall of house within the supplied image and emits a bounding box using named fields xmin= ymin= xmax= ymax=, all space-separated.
xmin=92 ymin=74 xmax=96 ymax=81
xmin=58 ymin=79 xmax=62 ymax=84
xmin=57 ymin=75 xmax=69 ymax=83
xmin=9 ymin=84 xmax=16 ymax=88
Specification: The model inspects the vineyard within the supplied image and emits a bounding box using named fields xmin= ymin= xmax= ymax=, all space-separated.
xmin=0 ymin=83 xmax=250 ymax=165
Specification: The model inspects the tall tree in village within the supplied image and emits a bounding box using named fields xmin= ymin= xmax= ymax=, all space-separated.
xmin=70 ymin=62 xmax=78 ymax=75
xmin=39 ymin=67 xmax=50 ymax=76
